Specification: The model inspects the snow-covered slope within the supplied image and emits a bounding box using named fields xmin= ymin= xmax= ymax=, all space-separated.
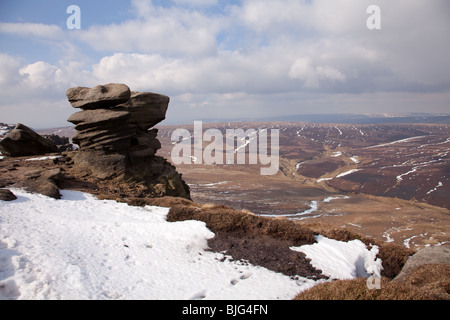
xmin=0 ymin=189 xmax=381 ymax=300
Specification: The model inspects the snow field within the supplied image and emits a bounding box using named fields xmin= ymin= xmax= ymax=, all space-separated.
xmin=1 ymin=189 xmax=382 ymax=300
xmin=0 ymin=189 xmax=317 ymax=300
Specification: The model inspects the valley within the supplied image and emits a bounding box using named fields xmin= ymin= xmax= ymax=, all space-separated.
xmin=156 ymin=122 xmax=450 ymax=249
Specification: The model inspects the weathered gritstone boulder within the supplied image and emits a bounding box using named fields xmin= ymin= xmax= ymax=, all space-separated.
xmin=66 ymin=83 xmax=131 ymax=109
xmin=0 ymin=189 xmax=17 ymax=201
xmin=66 ymin=83 xmax=190 ymax=199
xmin=11 ymin=168 xmax=63 ymax=199
xmin=0 ymin=123 xmax=58 ymax=157
xmin=393 ymin=246 xmax=450 ymax=282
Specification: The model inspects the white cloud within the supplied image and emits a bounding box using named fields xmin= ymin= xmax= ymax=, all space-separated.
xmin=235 ymin=0 xmax=366 ymax=37
xmin=288 ymin=57 xmax=346 ymax=88
xmin=0 ymin=54 xmax=94 ymax=95
xmin=172 ymin=0 xmax=218 ymax=7
xmin=79 ymin=2 xmax=223 ymax=57
xmin=235 ymin=0 xmax=450 ymax=90
xmin=0 ymin=22 xmax=64 ymax=39
xmin=19 ymin=61 xmax=60 ymax=88
xmin=0 ymin=55 xmax=75 ymax=128
xmin=0 ymin=53 xmax=23 ymax=86
xmin=79 ymin=20 xmax=217 ymax=56
xmin=90 ymin=48 xmax=296 ymax=95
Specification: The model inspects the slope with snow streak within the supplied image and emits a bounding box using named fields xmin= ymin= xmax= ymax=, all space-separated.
xmin=0 ymin=189 xmax=319 ymax=300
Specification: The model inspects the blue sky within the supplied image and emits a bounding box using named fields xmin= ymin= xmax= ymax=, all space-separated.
xmin=0 ymin=1 xmax=133 ymax=26
xmin=0 ymin=0 xmax=449 ymax=128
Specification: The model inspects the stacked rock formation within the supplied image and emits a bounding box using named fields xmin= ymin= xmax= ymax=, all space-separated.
xmin=66 ymin=83 xmax=190 ymax=199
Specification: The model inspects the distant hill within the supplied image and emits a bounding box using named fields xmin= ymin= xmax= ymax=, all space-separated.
xmin=2 ymin=113 xmax=449 ymax=140
xmin=200 ymin=113 xmax=450 ymax=125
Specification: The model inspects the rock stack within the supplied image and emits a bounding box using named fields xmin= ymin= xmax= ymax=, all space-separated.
xmin=67 ymin=83 xmax=166 ymax=157
xmin=66 ymin=83 xmax=190 ymax=199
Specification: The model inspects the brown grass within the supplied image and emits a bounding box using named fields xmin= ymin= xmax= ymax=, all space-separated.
xmin=167 ymin=204 xmax=316 ymax=246
xmin=293 ymin=278 xmax=430 ymax=300
xmin=397 ymin=264 xmax=450 ymax=300
xmin=295 ymin=263 xmax=450 ymax=300
xmin=125 ymin=196 xmax=195 ymax=208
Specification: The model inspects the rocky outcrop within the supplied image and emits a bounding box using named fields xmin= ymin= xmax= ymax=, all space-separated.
xmin=393 ymin=246 xmax=450 ymax=282
xmin=0 ymin=123 xmax=58 ymax=157
xmin=66 ymin=83 xmax=190 ymax=199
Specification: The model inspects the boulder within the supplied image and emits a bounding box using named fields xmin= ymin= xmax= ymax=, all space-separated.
xmin=393 ymin=245 xmax=450 ymax=282
xmin=40 ymin=168 xmax=63 ymax=182
xmin=0 ymin=123 xmax=58 ymax=157
xmin=0 ymin=189 xmax=17 ymax=201
xmin=12 ymin=168 xmax=63 ymax=199
xmin=14 ymin=179 xmax=61 ymax=199
xmin=66 ymin=83 xmax=131 ymax=109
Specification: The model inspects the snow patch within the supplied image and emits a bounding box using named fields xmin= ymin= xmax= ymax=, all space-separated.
xmin=331 ymin=151 xmax=342 ymax=157
xmin=364 ymin=135 xmax=427 ymax=149
xmin=323 ymin=196 xmax=349 ymax=202
xmin=350 ymin=156 xmax=360 ymax=164
xmin=25 ymin=156 xmax=61 ymax=161
xmin=291 ymin=235 xmax=382 ymax=280
xmin=317 ymin=177 xmax=333 ymax=182
xmin=336 ymin=169 xmax=361 ymax=178
xmin=426 ymin=182 xmax=443 ymax=195
xmin=396 ymin=168 xmax=417 ymax=182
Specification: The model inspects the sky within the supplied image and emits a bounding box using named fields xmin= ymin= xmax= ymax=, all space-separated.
xmin=0 ymin=0 xmax=449 ymax=128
